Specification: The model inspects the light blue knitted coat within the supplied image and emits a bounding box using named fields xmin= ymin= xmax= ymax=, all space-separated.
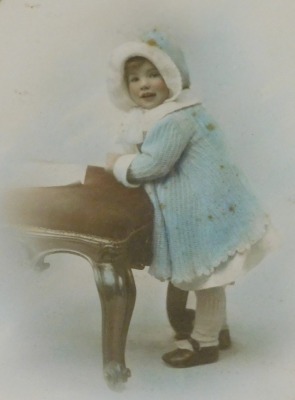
xmin=108 ymin=31 xmax=269 ymax=289
xmin=126 ymin=105 xmax=268 ymax=286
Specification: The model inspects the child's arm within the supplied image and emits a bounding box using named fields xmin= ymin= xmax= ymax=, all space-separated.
xmin=113 ymin=112 xmax=196 ymax=187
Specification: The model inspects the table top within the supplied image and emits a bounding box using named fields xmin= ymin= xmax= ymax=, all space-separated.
xmin=4 ymin=166 xmax=154 ymax=266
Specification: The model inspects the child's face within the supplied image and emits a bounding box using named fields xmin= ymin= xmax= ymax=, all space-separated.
xmin=126 ymin=59 xmax=170 ymax=109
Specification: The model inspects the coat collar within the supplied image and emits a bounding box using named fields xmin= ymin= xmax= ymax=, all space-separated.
xmin=118 ymin=89 xmax=200 ymax=144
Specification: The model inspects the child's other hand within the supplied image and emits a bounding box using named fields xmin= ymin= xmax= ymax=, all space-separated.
xmin=105 ymin=153 xmax=121 ymax=172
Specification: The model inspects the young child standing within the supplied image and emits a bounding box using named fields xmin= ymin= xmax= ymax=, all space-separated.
xmin=105 ymin=30 xmax=276 ymax=368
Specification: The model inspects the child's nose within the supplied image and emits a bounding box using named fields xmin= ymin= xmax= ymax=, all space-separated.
xmin=140 ymin=78 xmax=150 ymax=89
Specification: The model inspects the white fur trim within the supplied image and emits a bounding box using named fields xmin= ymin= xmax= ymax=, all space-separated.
xmin=107 ymin=42 xmax=182 ymax=111
xmin=113 ymin=154 xmax=139 ymax=188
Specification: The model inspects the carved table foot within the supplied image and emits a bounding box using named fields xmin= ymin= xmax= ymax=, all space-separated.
xmin=103 ymin=361 xmax=131 ymax=388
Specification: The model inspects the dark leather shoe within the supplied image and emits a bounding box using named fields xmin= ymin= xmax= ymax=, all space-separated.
xmin=162 ymin=338 xmax=219 ymax=368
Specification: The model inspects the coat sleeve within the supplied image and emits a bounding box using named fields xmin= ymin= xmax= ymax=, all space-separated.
xmin=113 ymin=111 xmax=196 ymax=186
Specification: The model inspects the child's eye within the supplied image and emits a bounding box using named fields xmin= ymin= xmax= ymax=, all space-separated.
xmin=150 ymin=71 xmax=160 ymax=78
xmin=129 ymin=76 xmax=139 ymax=83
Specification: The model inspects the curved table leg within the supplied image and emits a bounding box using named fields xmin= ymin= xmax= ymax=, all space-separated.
xmin=92 ymin=262 xmax=135 ymax=388
xmin=166 ymin=282 xmax=195 ymax=340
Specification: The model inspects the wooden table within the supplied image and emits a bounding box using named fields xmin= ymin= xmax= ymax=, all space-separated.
xmin=4 ymin=166 xmax=193 ymax=388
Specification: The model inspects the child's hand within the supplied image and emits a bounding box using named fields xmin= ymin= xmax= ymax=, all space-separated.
xmin=105 ymin=153 xmax=122 ymax=172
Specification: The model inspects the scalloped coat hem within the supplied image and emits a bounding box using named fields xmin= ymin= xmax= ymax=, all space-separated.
xmin=149 ymin=223 xmax=278 ymax=291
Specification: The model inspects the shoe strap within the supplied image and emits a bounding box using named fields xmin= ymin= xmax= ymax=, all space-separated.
xmin=187 ymin=337 xmax=200 ymax=352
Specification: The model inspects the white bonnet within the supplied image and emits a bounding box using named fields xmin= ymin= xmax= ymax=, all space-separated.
xmin=107 ymin=30 xmax=191 ymax=111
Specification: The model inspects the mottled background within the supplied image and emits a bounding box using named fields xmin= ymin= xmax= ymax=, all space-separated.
xmin=0 ymin=1 xmax=294 ymax=399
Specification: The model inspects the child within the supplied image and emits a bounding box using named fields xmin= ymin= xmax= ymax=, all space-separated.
xmin=105 ymin=30 xmax=276 ymax=368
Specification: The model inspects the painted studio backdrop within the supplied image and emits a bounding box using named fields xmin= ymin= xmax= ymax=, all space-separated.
xmin=0 ymin=1 xmax=294 ymax=399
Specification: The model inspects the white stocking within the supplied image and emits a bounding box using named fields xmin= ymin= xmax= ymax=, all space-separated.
xmin=191 ymin=286 xmax=226 ymax=348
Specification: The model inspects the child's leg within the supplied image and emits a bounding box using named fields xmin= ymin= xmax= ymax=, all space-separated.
xmin=191 ymin=286 xmax=226 ymax=347
xmin=162 ymin=286 xmax=227 ymax=367
xmin=175 ymin=286 xmax=227 ymax=351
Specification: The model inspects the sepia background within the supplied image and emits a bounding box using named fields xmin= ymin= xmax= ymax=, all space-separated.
xmin=0 ymin=0 xmax=294 ymax=399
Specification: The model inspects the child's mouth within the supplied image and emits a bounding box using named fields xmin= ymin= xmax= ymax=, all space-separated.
xmin=141 ymin=93 xmax=156 ymax=99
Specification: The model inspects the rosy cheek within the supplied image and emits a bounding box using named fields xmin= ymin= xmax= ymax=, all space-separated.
xmin=155 ymin=80 xmax=163 ymax=88
xmin=155 ymin=79 xmax=168 ymax=91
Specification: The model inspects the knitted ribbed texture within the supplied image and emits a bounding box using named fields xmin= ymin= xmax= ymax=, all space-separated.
xmin=192 ymin=287 xmax=226 ymax=347
xmin=127 ymin=105 xmax=269 ymax=287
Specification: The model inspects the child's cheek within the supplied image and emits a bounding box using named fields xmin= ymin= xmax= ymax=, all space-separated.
xmin=154 ymin=79 xmax=166 ymax=90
